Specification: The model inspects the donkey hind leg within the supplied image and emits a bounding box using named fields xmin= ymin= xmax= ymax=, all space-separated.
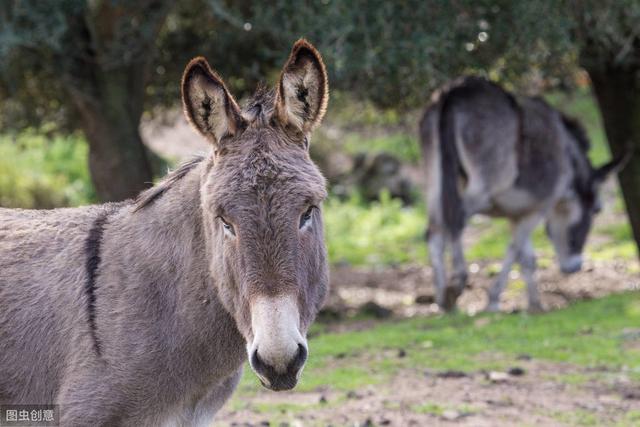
xmin=519 ymin=239 xmax=542 ymax=313
xmin=451 ymin=236 xmax=468 ymax=293
xmin=427 ymin=225 xmax=448 ymax=310
xmin=486 ymin=214 xmax=541 ymax=312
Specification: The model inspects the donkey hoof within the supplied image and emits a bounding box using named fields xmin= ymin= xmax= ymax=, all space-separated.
xmin=527 ymin=303 xmax=544 ymax=314
xmin=451 ymin=273 xmax=468 ymax=290
xmin=441 ymin=286 xmax=462 ymax=312
xmin=485 ymin=302 xmax=500 ymax=312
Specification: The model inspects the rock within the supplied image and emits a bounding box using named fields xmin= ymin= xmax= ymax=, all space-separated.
xmin=319 ymin=395 xmax=328 ymax=404
xmin=317 ymin=305 xmax=346 ymax=322
xmin=624 ymin=390 xmax=640 ymax=400
xmin=508 ymin=367 xmax=526 ymax=376
xmin=436 ymin=370 xmax=468 ymax=378
xmin=415 ymin=294 xmax=435 ymax=304
xmin=346 ymin=152 xmax=416 ymax=205
xmin=347 ymin=390 xmax=363 ymax=400
xmin=397 ymin=348 xmax=407 ymax=358
xmin=360 ymin=418 xmax=375 ymax=427
xmin=358 ymin=301 xmax=393 ymax=319
xmin=487 ymin=371 xmax=509 ymax=383
xmin=441 ymin=410 xmax=462 ymax=421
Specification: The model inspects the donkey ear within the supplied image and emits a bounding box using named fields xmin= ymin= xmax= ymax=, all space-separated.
xmin=274 ymin=39 xmax=329 ymax=135
xmin=594 ymin=149 xmax=632 ymax=183
xmin=181 ymin=57 xmax=245 ymax=145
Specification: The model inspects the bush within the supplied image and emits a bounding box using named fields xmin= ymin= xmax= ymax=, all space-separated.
xmin=324 ymin=191 xmax=427 ymax=266
xmin=0 ymin=132 xmax=95 ymax=208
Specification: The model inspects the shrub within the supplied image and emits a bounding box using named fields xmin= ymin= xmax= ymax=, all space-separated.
xmin=0 ymin=132 xmax=95 ymax=208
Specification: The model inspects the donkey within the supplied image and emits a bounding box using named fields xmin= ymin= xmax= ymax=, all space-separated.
xmin=0 ymin=39 xmax=329 ymax=426
xmin=420 ymin=76 xmax=627 ymax=312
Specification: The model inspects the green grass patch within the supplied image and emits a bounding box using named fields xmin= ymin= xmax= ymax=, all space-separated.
xmin=618 ymin=410 xmax=640 ymax=427
xmin=412 ymin=402 xmax=445 ymax=415
xmin=411 ymin=402 xmax=477 ymax=416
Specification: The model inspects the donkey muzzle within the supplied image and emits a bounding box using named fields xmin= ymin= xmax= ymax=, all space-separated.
xmin=250 ymin=343 xmax=307 ymax=391
xmin=248 ymin=295 xmax=308 ymax=391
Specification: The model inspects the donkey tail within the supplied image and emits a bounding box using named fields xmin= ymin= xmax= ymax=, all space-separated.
xmin=437 ymin=95 xmax=465 ymax=239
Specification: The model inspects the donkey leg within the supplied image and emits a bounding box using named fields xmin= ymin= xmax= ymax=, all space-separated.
xmin=487 ymin=215 xmax=541 ymax=311
xmin=519 ymin=239 xmax=543 ymax=313
xmin=486 ymin=245 xmax=517 ymax=312
xmin=451 ymin=236 xmax=468 ymax=292
xmin=427 ymin=226 xmax=448 ymax=309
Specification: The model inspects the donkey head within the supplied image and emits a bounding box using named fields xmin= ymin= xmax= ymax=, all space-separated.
xmin=546 ymin=129 xmax=631 ymax=274
xmin=181 ymin=40 xmax=329 ymax=390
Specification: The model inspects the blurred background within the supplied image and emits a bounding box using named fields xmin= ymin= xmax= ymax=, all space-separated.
xmin=1 ymin=1 xmax=639 ymax=425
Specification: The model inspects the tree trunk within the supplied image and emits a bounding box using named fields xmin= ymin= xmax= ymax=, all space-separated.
xmin=69 ymin=67 xmax=153 ymax=202
xmin=588 ymin=65 xmax=640 ymax=258
xmin=59 ymin=0 xmax=171 ymax=202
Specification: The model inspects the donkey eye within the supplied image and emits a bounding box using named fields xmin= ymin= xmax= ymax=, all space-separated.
xmin=300 ymin=206 xmax=315 ymax=230
xmin=217 ymin=216 xmax=235 ymax=236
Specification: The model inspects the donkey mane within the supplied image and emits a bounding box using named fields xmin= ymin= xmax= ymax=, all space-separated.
xmin=133 ymin=155 xmax=206 ymax=212
xmin=242 ymin=85 xmax=276 ymax=125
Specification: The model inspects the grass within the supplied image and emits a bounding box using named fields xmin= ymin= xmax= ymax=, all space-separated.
xmin=235 ymin=292 xmax=640 ymax=397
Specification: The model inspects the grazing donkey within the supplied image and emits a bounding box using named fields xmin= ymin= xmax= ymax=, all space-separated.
xmin=420 ymin=76 xmax=627 ymax=312
xmin=0 ymin=39 xmax=329 ymax=426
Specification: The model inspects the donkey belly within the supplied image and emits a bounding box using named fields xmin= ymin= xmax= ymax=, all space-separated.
xmin=485 ymin=188 xmax=543 ymax=218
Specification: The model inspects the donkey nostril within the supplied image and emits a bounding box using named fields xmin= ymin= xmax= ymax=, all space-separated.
xmin=290 ymin=343 xmax=308 ymax=373
xmin=250 ymin=347 xmax=267 ymax=376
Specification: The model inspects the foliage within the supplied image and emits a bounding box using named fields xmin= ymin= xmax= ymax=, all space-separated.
xmin=217 ymin=0 xmax=575 ymax=109
xmin=342 ymin=133 xmax=420 ymax=165
xmin=4 ymin=0 xmax=632 ymax=131
xmin=324 ymin=192 xmax=427 ymax=266
xmin=0 ymin=132 xmax=95 ymax=208
xmin=570 ymin=0 xmax=640 ymax=71
xmin=0 ymin=0 xmax=171 ymax=132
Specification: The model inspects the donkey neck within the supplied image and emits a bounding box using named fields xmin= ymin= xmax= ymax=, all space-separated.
xmin=97 ymin=158 xmax=246 ymax=383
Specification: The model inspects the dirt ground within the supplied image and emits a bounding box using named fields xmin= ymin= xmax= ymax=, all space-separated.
xmin=218 ymin=361 xmax=639 ymax=426
xmin=325 ymin=258 xmax=638 ymax=320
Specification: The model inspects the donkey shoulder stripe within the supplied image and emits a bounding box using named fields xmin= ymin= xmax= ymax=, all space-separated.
xmin=84 ymin=207 xmax=114 ymax=357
